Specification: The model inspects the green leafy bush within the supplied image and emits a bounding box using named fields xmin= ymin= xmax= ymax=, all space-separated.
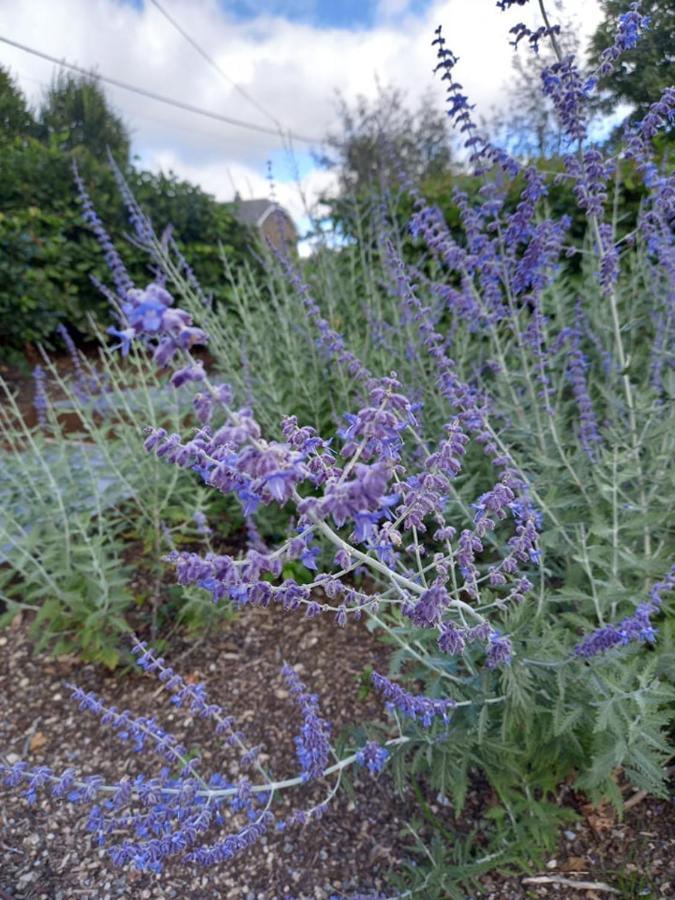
xmin=0 ymin=343 xmax=235 ymax=665
xmin=0 ymin=95 xmax=254 ymax=355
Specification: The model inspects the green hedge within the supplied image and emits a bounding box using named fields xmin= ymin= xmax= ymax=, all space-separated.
xmin=0 ymin=135 xmax=255 ymax=356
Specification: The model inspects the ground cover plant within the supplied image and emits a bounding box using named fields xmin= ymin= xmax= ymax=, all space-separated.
xmin=1 ymin=0 xmax=674 ymax=895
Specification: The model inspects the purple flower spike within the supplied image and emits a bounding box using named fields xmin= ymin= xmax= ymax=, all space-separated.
xmin=574 ymin=604 xmax=657 ymax=658
xmin=282 ymin=665 xmax=331 ymax=781
xmin=74 ymin=161 xmax=134 ymax=300
xmin=371 ymin=672 xmax=457 ymax=727
xmin=432 ymin=25 xmax=519 ymax=176
xmin=595 ymin=2 xmax=651 ymax=81
xmin=355 ymin=741 xmax=390 ymax=775
xmin=566 ymin=311 xmax=602 ymax=459
xmin=32 ymin=365 xmax=49 ymax=429
xmin=575 ymin=566 xmax=675 ymax=658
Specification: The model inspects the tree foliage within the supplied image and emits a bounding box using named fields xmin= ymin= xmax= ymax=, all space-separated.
xmin=0 ymin=67 xmax=255 ymax=356
xmin=37 ymin=70 xmax=131 ymax=162
xmin=589 ymin=0 xmax=675 ymax=121
xmin=319 ymin=84 xmax=453 ymax=199
xmin=0 ymin=67 xmax=35 ymax=139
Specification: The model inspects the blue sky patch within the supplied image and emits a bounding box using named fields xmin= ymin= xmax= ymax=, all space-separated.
xmin=222 ymin=0 xmax=432 ymax=30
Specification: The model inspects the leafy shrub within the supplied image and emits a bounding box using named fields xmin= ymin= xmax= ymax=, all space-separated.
xmin=0 ymin=131 xmax=253 ymax=355
xmin=0 ymin=340 xmax=234 ymax=665
xmin=1 ymin=1 xmax=674 ymax=893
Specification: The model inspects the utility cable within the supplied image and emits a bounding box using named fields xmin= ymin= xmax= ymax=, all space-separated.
xmin=147 ymin=0 xmax=283 ymax=133
xmin=10 ymin=66 xmax=250 ymax=142
xmin=0 ymin=34 xmax=321 ymax=144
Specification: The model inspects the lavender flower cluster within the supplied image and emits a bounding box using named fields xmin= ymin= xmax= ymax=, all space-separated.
xmin=135 ymin=353 xmax=540 ymax=677
xmin=575 ymin=565 xmax=675 ymax=658
xmin=107 ymin=281 xmax=208 ymax=366
xmin=1 ymin=641 xmax=393 ymax=873
xmin=371 ymin=672 xmax=457 ymax=727
xmin=282 ymin=663 xmax=332 ymax=781
xmin=6 ymin=0 xmax=674 ymax=883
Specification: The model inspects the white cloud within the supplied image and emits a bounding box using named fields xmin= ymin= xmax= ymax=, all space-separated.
xmin=1 ymin=0 xmax=604 ymax=222
xmin=145 ymin=146 xmax=338 ymax=226
xmin=375 ymin=0 xmax=417 ymax=22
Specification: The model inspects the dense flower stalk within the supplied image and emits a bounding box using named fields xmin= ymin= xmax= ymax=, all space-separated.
xmin=566 ymin=312 xmax=603 ymax=459
xmin=371 ymin=672 xmax=457 ymax=727
xmin=575 ymin=565 xmax=675 ymax=658
xmin=432 ymin=25 xmax=519 ymax=176
xmin=593 ymin=2 xmax=651 ymax=81
xmin=541 ymin=54 xmax=589 ymax=142
xmin=282 ymin=664 xmax=331 ymax=781
xmin=73 ymin=162 xmax=134 ymax=301
xmin=32 ymin=365 xmax=48 ymax=429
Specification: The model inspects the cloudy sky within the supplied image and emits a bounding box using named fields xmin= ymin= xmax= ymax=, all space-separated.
xmin=1 ymin=0 xmax=604 ymax=240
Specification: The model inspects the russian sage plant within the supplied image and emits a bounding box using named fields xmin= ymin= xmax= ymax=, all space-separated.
xmin=2 ymin=0 xmax=674 ymax=889
xmin=0 ymin=326 xmax=230 ymax=664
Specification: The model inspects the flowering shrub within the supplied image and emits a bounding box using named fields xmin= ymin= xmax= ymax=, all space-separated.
xmin=2 ymin=0 xmax=674 ymax=890
xmin=0 ymin=326 xmax=235 ymax=665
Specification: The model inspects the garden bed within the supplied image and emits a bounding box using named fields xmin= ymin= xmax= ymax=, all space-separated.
xmin=2 ymin=608 xmax=674 ymax=899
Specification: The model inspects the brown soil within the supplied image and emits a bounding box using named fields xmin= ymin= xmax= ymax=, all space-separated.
xmin=1 ymin=606 xmax=674 ymax=900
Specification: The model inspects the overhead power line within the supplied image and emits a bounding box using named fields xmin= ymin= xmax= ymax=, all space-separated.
xmin=0 ymin=34 xmax=321 ymax=144
xmin=11 ymin=66 xmax=252 ymax=142
xmin=148 ymin=0 xmax=282 ymax=132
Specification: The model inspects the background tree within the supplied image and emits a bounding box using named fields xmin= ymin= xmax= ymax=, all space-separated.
xmin=0 ymin=66 xmax=36 ymax=139
xmin=589 ymin=0 xmax=675 ymax=123
xmin=319 ymin=83 xmax=453 ymax=199
xmin=486 ymin=9 xmax=581 ymax=159
xmin=0 ymin=69 xmax=255 ymax=358
xmin=38 ymin=70 xmax=131 ymax=162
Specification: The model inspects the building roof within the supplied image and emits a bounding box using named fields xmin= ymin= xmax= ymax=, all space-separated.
xmin=233 ymin=195 xmax=295 ymax=230
xmin=231 ymin=194 xmax=298 ymax=252
xmin=233 ymin=198 xmax=274 ymax=228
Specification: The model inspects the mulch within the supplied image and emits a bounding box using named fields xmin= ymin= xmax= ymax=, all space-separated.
xmin=1 ymin=347 xmax=675 ymax=897
xmin=0 ymin=604 xmax=409 ymax=900
xmin=1 ymin=602 xmax=674 ymax=900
